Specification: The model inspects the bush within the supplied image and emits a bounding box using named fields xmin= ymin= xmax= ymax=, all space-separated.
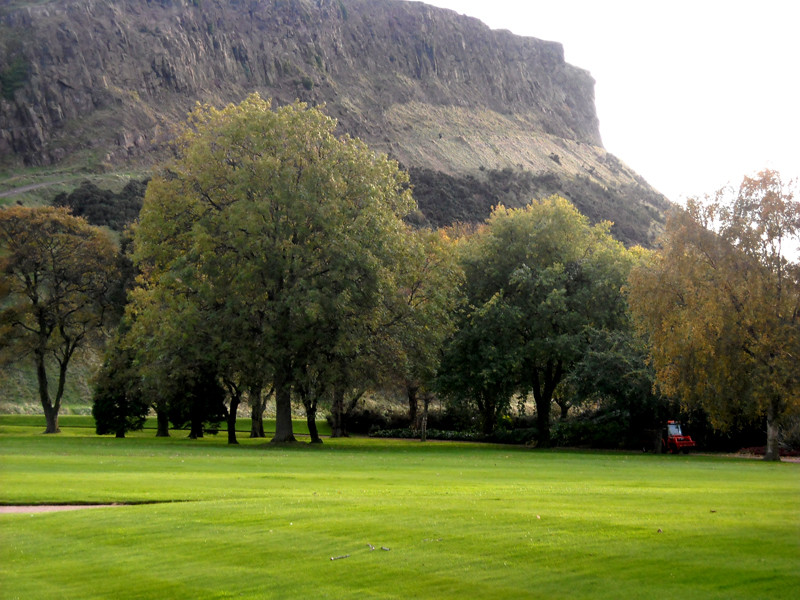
xmin=370 ymin=428 xmax=485 ymax=442
xmin=53 ymin=178 xmax=148 ymax=231
xmin=327 ymin=403 xmax=410 ymax=435
xmin=551 ymin=410 xmax=630 ymax=449
xmin=487 ymin=427 xmax=538 ymax=445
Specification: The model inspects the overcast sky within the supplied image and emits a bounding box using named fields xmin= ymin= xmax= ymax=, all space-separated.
xmin=408 ymin=0 xmax=800 ymax=202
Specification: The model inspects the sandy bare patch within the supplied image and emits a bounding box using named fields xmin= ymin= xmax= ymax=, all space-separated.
xmin=0 ymin=504 xmax=119 ymax=514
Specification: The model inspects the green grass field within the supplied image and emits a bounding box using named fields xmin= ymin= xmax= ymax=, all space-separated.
xmin=1 ymin=420 xmax=798 ymax=599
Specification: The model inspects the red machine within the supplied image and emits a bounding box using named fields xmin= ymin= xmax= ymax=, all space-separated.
xmin=662 ymin=420 xmax=696 ymax=453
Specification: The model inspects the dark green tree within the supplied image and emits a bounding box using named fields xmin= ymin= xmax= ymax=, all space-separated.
xmin=437 ymin=293 xmax=521 ymax=435
xmin=442 ymin=197 xmax=635 ymax=445
xmin=165 ymin=366 xmax=227 ymax=439
xmin=564 ymin=327 xmax=670 ymax=449
xmin=91 ymin=331 xmax=149 ymax=438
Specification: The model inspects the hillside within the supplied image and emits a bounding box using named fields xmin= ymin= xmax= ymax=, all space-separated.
xmin=0 ymin=0 xmax=669 ymax=245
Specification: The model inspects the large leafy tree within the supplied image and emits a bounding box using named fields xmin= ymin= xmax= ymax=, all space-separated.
xmin=0 ymin=207 xmax=120 ymax=433
xmin=441 ymin=197 xmax=635 ymax=444
xmin=322 ymin=227 xmax=463 ymax=439
xmin=628 ymin=170 xmax=800 ymax=460
xmin=131 ymin=94 xmax=414 ymax=442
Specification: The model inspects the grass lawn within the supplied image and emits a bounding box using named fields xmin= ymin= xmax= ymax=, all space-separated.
xmin=0 ymin=421 xmax=798 ymax=599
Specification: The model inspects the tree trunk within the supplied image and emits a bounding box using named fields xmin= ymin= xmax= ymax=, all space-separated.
xmin=297 ymin=375 xmax=323 ymax=444
xmin=535 ymin=395 xmax=552 ymax=447
xmin=42 ymin=402 xmax=60 ymax=434
xmin=531 ymin=361 xmax=562 ymax=448
xmin=155 ymin=403 xmax=170 ymax=437
xmin=407 ymin=384 xmax=419 ymax=429
xmin=420 ymin=393 xmax=430 ymax=442
xmin=115 ymin=430 xmax=125 ymax=438
xmin=271 ymin=371 xmax=296 ymax=443
xmin=53 ymin=353 xmax=70 ymax=429
xmin=764 ymin=397 xmax=782 ymax=461
xmin=227 ymin=396 xmax=240 ymax=445
xmin=555 ymin=397 xmax=570 ymax=421
xmin=35 ymin=349 xmax=59 ymax=434
xmin=306 ymin=407 xmax=322 ymax=444
xmin=343 ymin=389 xmax=365 ymax=437
xmin=330 ymin=385 xmax=345 ymax=438
xmin=189 ymin=417 xmax=204 ymax=439
xmin=480 ymin=400 xmax=496 ymax=436
xmin=249 ymin=385 xmax=266 ymax=438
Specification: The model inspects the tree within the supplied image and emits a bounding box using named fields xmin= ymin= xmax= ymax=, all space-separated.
xmin=165 ymin=366 xmax=227 ymax=439
xmin=437 ymin=293 xmax=522 ymax=435
xmin=391 ymin=229 xmax=463 ymax=438
xmin=564 ymin=327 xmax=670 ymax=449
xmin=131 ymin=94 xmax=414 ymax=443
xmin=0 ymin=207 xmax=120 ymax=433
xmin=440 ymin=197 xmax=635 ymax=444
xmin=628 ymin=170 xmax=800 ymax=460
xmin=92 ymin=329 xmax=149 ymax=438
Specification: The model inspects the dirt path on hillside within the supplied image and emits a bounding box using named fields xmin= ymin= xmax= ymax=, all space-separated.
xmin=0 ymin=182 xmax=62 ymax=199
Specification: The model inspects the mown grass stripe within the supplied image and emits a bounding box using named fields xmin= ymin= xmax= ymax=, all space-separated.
xmin=1 ymin=426 xmax=797 ymax=599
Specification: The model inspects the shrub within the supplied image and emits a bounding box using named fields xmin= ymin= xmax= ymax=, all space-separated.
xmin=53 ymin=178 xmax=147 ymax=231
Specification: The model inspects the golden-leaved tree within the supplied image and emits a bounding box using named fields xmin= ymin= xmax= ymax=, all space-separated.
xmin=628 ymin=170 xmax=800 ymax=460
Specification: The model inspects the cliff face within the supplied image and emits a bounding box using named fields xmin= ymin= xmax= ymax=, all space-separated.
xmin=0 ymin=0 xmax=668 ymax=245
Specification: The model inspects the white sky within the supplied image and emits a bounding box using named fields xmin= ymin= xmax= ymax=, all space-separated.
xmin=408 ymin=0 xmax=800 ymax=202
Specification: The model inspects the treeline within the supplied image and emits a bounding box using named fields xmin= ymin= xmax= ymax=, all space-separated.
xmin=1 ymin=96 xmax=797 ymax=458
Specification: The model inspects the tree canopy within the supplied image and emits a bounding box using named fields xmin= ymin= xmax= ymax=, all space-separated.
xmin=627 ymin=170 xmax=800 ymax=460
xmin=129 ymin=94 xmax=416 ymax=442
xmin=438 ymin=196 xmax=636 ymax=443
xmin=0 ymin=206 xmax=120 ymax=433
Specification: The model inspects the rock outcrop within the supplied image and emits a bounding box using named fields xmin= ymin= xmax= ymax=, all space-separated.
xmin=0 ymin=0 xmax=668 ymax=245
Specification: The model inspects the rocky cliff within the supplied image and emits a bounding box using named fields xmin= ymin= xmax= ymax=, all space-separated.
xmin=0 ymin=0 xmax=668 ymax=245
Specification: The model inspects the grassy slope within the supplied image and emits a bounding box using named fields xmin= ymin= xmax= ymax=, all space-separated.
xmin=0 ymin=363 xmax=96 ymax=414
xmin=0 ymin=426 xmax=797 ymax=599
xmin=0 ymin=167 xmax=149 ymax=208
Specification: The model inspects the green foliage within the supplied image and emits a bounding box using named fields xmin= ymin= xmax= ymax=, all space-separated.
xmin=91 ymin=335 xmax=149 ymax=438
xmin=436 ymin=293 xmax=522 ymax=435
xmin=382 ymin=228 xmax=464 ymax=423
xmin=53 ymin=178 xmax=147 ymax=231
xmin=565 ymin=327 xmax=670 ymax=443
xmin=439 ymin=196 xmax=637 ymax=443
xmin=129 ymin=94 xmax=415 ymax=442
xmin=0 ymin=55 xmax=28 ymax=101
xmin=164 ymin=367 xmax=227 ymax=438
xmin=552 ymin=410 xmax=631 ymax=449
xmin=370 ymin=427 xmax=486 ymax=442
